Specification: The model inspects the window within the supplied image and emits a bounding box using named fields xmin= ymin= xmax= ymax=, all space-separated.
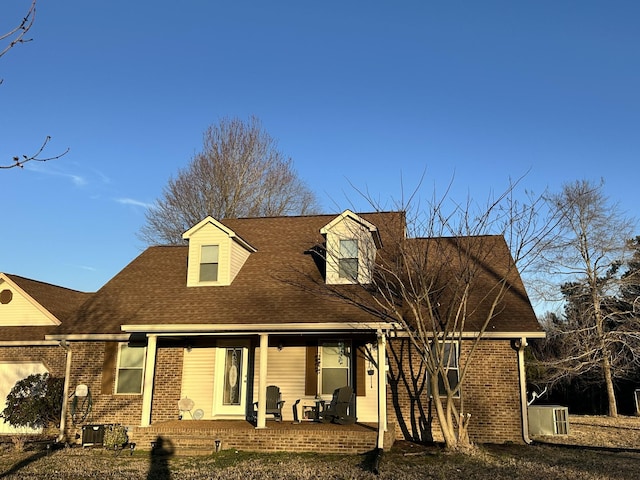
xmin=338 ymin=239 xmax=358 ymax=280
xmin=199 ymin=245 xmax=219 ymax=282
xmin=320 ymin=341 xmax=351 ymax=395
xmin=432 ymin=342 xmax=459 ymax=397
xmin=115 ymin=345 xmax=146 ymax=394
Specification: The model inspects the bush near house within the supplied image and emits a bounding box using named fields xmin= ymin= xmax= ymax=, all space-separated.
xmin=0 ymin=373 xmax=64 ymax=430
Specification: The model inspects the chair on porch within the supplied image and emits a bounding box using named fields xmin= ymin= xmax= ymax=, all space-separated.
xmin=319 ymin=385 xmax=356 ymax=425
xmin=253 ymin=385 xmax=285 ymax=422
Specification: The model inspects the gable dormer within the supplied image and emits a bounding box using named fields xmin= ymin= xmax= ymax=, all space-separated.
xmin=320 ymin=210 xmax=382 ymax=285
xmin=182 ymin=217 xmax=256 ymax=287
xmin=0 ymin=274 xmax=62 ymax=326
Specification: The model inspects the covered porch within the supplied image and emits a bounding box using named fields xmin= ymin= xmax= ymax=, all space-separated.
xmin=129 ymin=419 xmax=396 ymax=456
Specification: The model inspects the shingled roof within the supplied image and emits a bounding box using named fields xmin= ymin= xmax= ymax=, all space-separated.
xmin=56 ymin=213 xmax=406 ymax=335
xmin=403 ymin=236 xmax=543 ymax=334
xmin=12 ymin=211 xmax=540 ymax=338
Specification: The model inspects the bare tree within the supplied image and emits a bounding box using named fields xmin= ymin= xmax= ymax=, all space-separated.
xmin=0 ymin=1 xmax=36 ymax=63
xmin=139 ymin=116 xmax=320 ymax=245
xmin=311 ymin=178 xmax=552 ymax=451
xmin=536 ymin=179 xmax=638 ymax=417
xmin=1 ymin=1 xmax=69 ymax=168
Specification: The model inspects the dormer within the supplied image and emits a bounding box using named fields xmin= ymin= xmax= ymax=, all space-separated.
xmin=182 ymin=217 xmax=257 ymax=287
xmin=320 ymin=210 xmax=382 ymax=285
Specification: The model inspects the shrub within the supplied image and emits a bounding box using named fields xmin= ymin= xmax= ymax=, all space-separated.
xmin=0 ymin=373 xmax=64 ymax=429
xmin=103 ymin=425 xmax=128 ymax=448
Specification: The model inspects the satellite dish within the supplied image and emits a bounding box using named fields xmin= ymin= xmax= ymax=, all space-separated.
xmin=193 ymin=409 xmax=204 ymax=420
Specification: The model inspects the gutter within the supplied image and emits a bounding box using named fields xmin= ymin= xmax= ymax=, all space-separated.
xmin=513 ymin=337 xmax=532 ymax=444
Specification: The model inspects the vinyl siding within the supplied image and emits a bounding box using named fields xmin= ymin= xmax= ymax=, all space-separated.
xmin=324 ymin=217 xmax=377 ymax=285
xmin=180 ymin=347 xmax=216 ymax=418
xmin=185 ymin=225 xmax=233 ymax=287
xmin=0 ymin=279 xmax=57 ymax=326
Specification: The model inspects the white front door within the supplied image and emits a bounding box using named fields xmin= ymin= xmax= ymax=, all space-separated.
xmin=213 ymin=343 xmax=249 ymax=417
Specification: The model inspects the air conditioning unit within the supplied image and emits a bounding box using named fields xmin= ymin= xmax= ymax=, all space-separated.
xmin=82 ymin=424 xmax=105 ymax=447
xmin=528 ymin=405 xmax=569 ymax=435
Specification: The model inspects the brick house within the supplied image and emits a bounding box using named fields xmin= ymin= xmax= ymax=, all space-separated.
xmin=0 ymin=210 xmax=543 ymax=452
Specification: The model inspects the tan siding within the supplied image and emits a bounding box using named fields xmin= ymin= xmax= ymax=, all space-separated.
xmin=0 ymin=279 xmax=57 ymax=326
xmin=229 ymin=240 xmax=251 ymax=283
xmin=324 ymin=217 xmax=377 ymax=285
xmin=253 ymin=347 xmax=306 ymax=422
xmin=180 ymin=347 xmax=216 ymax=418
xmin=354 ymin=343 xmax=379 ymax=422
xmin=186 ymin=224 xmax=232 ymax=287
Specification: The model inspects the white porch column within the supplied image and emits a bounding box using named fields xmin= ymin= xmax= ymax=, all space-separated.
xmin=140 ymin=334 xmax=157 ymax=427
xmin=376 ymin=330 xmax=387 ymax=449
xmin=256 ymin=333 xmax=269 ymax=428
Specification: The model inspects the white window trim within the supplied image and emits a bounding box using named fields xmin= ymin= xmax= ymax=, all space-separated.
xmin=199 ymin=244 xmax=220 ymax=284
xmin=429 ymin=341 xmax=460 ymax=398
xmin=338 ymin=239 xmax=359 ymax=281
xmin=115 ymin=344 xmax=147 ymax=395
xmin=319 ymin=340 xmax=352 ymax=396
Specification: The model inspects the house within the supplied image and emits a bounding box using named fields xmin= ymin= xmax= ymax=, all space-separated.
xmin=0 ymin=210 xmax=544 ymax=452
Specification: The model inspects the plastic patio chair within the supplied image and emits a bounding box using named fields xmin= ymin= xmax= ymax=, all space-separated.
xmin=253 ymin=385 xmax=285 ymax=422
xmin=319 ymin=386 xmax=356 ymax=425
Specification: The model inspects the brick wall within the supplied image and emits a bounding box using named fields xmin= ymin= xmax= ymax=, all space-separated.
xmin=129 ymin=422 xmax=396 ymax=454
xmin=387 ymin=338 xmax=524 ymax=444
xmin=0 ymin=346 xmax=66 ymax=376
xmin=64 ymin=342 xmax=144 ymax=442
xmin=150 ymin=346 xmax=184 ymax=423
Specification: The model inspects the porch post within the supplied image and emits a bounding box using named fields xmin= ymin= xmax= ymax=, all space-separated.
xmin=141 ymin=334 xmax=157 ymax=427
xmin=376 ymin=330 xmax=387 ymax=448
xmin=256 ymin=333 xmax=269 ymax=428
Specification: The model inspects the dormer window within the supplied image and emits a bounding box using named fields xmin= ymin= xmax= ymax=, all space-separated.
xmin=321 ymin=210 xmax=382 ymax=286
xmin=199 ymin=245 xmax=219 ymax=282
xmin=339 ymin=239 xmax=358 ymax=280
xmin=183 ymin=217 xmax=257 ymax=287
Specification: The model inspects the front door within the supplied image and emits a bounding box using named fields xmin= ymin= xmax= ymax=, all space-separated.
xmin=213 ymin=342 xmax=249 ymax=417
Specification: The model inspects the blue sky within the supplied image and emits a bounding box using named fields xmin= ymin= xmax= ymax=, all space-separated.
xmin=1 ymin=1 xmax=639 ymax=300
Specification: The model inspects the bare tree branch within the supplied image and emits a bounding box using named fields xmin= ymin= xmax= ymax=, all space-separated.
xmin=0 ymin=136 xmax=69 ymax=169
xmin=1 ymin=1 xmax=69 ymax=169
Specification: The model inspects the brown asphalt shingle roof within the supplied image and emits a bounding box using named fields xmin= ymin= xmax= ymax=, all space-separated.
xmin=4 ymin=212 xmax=542 ymax=338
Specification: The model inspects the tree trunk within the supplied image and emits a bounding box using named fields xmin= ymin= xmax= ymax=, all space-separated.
xmin=431 ymin=377 xmax=459 ymax=450
xmin=602 ymin=353 xmax=618 ymax=417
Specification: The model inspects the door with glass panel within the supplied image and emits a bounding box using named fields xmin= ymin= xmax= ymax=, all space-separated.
xmin=213 ymin=342 xmax=249 ymax=417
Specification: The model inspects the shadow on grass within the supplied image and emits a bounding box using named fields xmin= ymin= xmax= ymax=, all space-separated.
xmin=0 ymin=449 xmax=49 ymax=479
xmin=146 ymin=436 xmax=175 ymax=480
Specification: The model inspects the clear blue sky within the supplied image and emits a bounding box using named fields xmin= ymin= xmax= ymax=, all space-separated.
xmin=1 ymin=1 xmax=638 ymax=297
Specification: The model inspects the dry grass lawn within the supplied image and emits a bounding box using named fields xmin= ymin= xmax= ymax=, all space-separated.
xmin=0 ymin=415 xmax=638 ymax=479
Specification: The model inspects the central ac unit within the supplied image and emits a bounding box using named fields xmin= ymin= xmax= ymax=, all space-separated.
xmin=528 ymin=405 xmax=569 ymax=436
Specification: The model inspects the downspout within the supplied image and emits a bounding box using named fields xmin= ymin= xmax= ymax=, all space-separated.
xmin=513 ymin=337 xmax=531 ymax=444
xmin=58 ymin=340 xmax=72 ymax=443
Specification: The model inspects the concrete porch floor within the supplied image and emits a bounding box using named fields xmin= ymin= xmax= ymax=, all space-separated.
xmin=129 ymin=420 xmax=395 ymax=455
